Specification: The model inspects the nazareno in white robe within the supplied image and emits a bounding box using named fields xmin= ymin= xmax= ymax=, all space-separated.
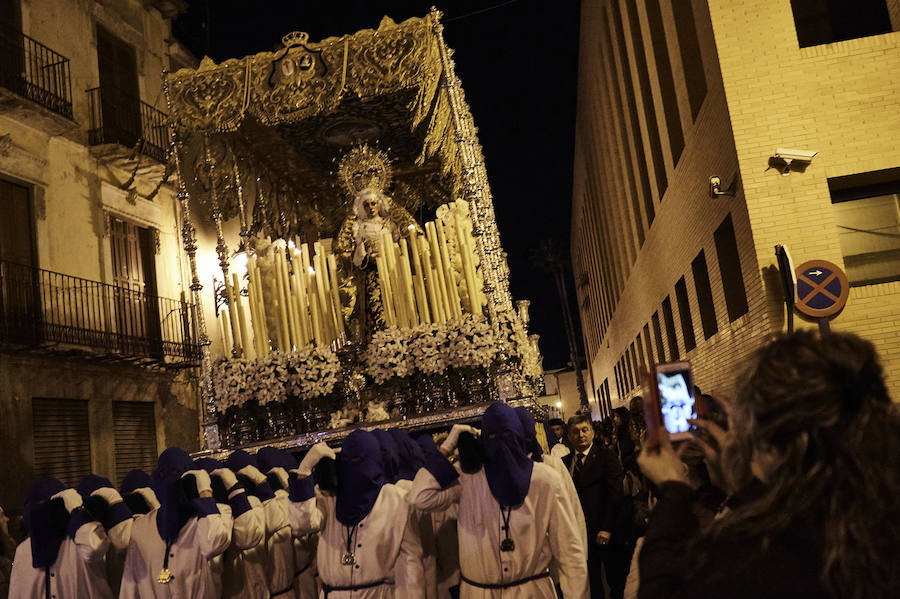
xmin=221 ymin=493 xmax=268 ymax=599
xmin=9 ymin=517 xmax=113 ymax=599
xmin=396 ymin=476 xmax=459 ymax=599
xmin=406 ymin=458 xmax=590 ymax=599
xmin=288 ymin=477 xmax=424 ymax=598
xmin=263 ymin=489 xmax=296 ymax=598
xmin=539 ymin=452 xmax=588 ymax=587
xmin=118 ymin=497 xmax=232 ymax=599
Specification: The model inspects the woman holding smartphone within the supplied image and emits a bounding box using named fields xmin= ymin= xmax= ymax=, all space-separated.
xmin=635 ymin=331 xmax=900 ymax=599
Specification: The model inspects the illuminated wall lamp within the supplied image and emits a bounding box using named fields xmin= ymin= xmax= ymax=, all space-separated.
xmin=709 ymin=175 xmax=736 ymax=198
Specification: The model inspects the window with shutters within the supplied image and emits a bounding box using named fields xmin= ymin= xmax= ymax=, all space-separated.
xmin=828 ymin=168 xmax=900 ymax=286
xmin=652 ymin=311 xmax=666 ymax=362
xmin=691 ymin=250 xmax=719 ymax=339
xmin=112 ymin=401 xmax=158 ymax=484
xmin=672 ymin=0 xmax=707 ymax=121
xmin=675 ymin=276 xmax=697 ymax=351
xmin=643 ymin=323 xmax=654 ymax=367
xmin=662 ymin=296 xmax=680 ymax=360
xmin=790 ymin=0 xmax=895 ymax=48
xmin=714 ymin=214 xmax=750 ymax=321
xmin=109 ymin=216 xmax=161 ymax=355
xmin=95 ymin=26 xmax=141 ymax=148
xmin=630 ymin=341 xmax=640 ymax=388
xmin=0 ymin=177 xmax=39 ymax=344
xmin=32 ymin=398 xmax=91 ymax=488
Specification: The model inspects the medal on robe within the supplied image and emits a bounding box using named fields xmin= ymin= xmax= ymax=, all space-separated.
xmin=157 ymin=568 xmax=173 ymax=583
xmin=341 ymin=552 xmax=357 ymax=566
xmin=500 ymin=506 xmax=515 ymax=552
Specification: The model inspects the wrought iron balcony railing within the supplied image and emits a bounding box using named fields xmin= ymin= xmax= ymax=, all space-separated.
xmin=0 ymin=25 xmax=73 ymax=120
xmin=87 ymin=86 xmax=169 ymax=162
xmin=0 ymin=260 xmax=200 ymax=364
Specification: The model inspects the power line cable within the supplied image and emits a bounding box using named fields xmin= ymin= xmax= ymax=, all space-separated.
xmin=444 ymin=0 xmax=522 ymax=23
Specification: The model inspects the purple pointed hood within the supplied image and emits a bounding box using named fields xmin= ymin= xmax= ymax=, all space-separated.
xmin=152 ymin=447 xmax=195 ymax=542
xmin=256 ymin=446 xmax=297 ymax=472
xmin=120 ymin=469 xmax=154 ymax=495
xmin=193 ymin=458 xmax=221 ymax=473
xmin=336 ymin=430 xmax=386 ymax=527
xmin=482 ymin=402 xmax=534 ymax=507
xmin=415 ymin=434 xmax=441 ymax=459
xmin=23 ymin=477 xmax=68 ymax=569
xmin=76 ymin=474 xmax=113 ymax=496
xmin=514 ymin=407 xmax=544 ymax=462
xmin=388 ymin=428 xmax=425 ymax=481
xmin=120 ymin=469 xmax=156 ymax=515
xmin=371 ymin=429 xmax=401 ymax=483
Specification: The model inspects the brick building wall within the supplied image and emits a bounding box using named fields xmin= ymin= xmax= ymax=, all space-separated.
xmin=573 ymin=0 xmax=900 ymax=408
xmin=574 ymin=0 xmax=771 ymax=408
xmin=707 ymin=0 xmax=900 ymax=398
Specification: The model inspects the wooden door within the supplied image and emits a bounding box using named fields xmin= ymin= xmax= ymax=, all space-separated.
xmin=96 ymin=26 xmax=140 ymax=147
xmin=0 ymin=178 xmax=38 ymax=343
xmin=109 ymin=218 xmax=160 ymax=355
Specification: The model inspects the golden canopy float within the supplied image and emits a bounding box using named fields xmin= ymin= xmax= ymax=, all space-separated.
xmin=163 ymin=9 xmax=545 ymax=453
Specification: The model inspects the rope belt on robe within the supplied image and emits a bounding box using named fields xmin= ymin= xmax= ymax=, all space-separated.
xmin=321 ymin=578 xmax=394 ymax=598
xmin=270 ymin=582 xmax=294 ymax=597
xmin=460 ymin=570 xmax=552 ymax=590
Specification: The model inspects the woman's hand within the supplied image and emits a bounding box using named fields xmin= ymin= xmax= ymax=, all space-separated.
xmin=637 ymin=427 xmax=691 ymax=487
xmin=687 ymin=395 xmax=746 ymax=495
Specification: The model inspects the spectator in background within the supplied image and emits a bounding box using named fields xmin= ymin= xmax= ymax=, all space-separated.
xmin=637 ymin=331 xmax=900 ymax=599
xmin=612 ymin=407 xmax=638 ymax=476
xmin=628 ymin=396 xmax=647 ymax=449
xmin=564 ymin=414 xmax=628 ymax=599
xmin=549 ymin=418 xmax=571 ymax=459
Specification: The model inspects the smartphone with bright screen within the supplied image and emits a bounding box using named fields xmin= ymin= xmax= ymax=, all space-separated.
xmin=655 ymin=361 xmax=696 ymax=441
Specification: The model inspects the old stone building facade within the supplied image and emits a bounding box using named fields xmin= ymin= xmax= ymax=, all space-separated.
xmin=0 ymin=0 xmax=201 ymax=511
xmin=572 ymin=0 xmax=900 ymax=411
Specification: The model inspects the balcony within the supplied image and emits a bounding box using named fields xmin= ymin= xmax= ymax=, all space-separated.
xmin=87 ymin=86 xmax=170 ymax=176
xmin=0 ymin=259 xmax=200 ymax=366
xmin=0 ymin=25 xmax=74 ymax=132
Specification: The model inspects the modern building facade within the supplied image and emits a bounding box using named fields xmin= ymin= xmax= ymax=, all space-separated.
xmin=0 ymin=0 xmax=201 ymax=511
xmin=572 ymin=0 xmax=900 ymax=412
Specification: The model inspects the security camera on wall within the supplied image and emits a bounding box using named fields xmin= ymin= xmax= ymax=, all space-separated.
xmin=768 ymin=148 xmax=817 ymax=175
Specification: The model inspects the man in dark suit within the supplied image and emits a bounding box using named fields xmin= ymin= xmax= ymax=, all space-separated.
xmin=563 ymin=414 xmax=627 ymax=599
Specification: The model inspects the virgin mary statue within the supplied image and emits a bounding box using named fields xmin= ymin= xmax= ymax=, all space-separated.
xmin=333 ymin=144 xmax=417 ymax=342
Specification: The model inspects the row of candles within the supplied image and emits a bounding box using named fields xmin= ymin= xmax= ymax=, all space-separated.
xmin=218 ymin=240 xmax=346 ymax=358
xmin=215 ymin=211 xmax=485 ymax=358
xmin=375 ymin=214 xmax=484 ymax=328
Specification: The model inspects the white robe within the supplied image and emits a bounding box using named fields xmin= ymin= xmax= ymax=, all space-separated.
xmin=406 ymin=463 xmax=590 ymax=599
xmin=288 ymin=482 xmax=423 ymax=598
xmin=118 ymin=503 xmax=232 ymax=598
xmin=541 ymin=453 xmax=588 ymax=551
xmin=9 ymin=521 xmax=113 ymax=599
xmin=293 ymin=532 xmax=318 ymax=599
xmin=221 ymin=495 xmax=268 ymax=599
xmin=265 ymin=490 xmax=296 ymax=598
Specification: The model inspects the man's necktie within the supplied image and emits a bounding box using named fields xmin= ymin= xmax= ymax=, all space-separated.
xmin=574 ymin=452 xmax=585 ymax=478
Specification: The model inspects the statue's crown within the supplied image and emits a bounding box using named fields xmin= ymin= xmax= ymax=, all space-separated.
xmin=337 ymin=144 xmax=392 ymax=197
xmin=282 ymin=31 xmax=309 ymax=48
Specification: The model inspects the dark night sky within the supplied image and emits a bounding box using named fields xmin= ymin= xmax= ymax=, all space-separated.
xmin=173 ymin=0 xmax=583 ymax=369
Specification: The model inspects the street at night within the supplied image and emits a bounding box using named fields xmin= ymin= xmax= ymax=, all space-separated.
xmin=1 ymin=1 xmax=899 ymax=597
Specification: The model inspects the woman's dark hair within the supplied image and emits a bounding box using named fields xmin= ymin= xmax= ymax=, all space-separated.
xmin=613 ymin=406 xmax=631 ymax=428
xmin=701 ymin=330 xmax=899 ymax=598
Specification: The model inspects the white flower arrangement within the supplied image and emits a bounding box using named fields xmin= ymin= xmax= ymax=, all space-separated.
xmin=364 ymin=401 xmax=391 ymax=422
xmin=211 ymin=344 xmax=341 ymax=412
xmin=330 ymin=407 xmax=358 ymax=429
xmin=364 ymin=314 xmax=499 ymax=384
